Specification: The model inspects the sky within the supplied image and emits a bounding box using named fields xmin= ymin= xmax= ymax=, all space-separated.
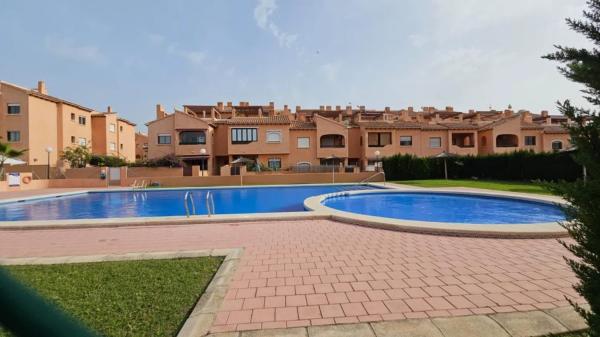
xmin=0 ymin=0 xmax=593 ymax=131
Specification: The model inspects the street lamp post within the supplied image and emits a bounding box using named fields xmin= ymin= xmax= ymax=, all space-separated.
xmin=200 ymin=148 xmax=207 ymax=176
xmin=45 ymin=147 xmax=53 ymax=179
xmin=374 ymin=150 xmax=381 ymax=172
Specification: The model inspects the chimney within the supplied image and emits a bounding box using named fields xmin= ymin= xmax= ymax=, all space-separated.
xmin=541 ymin=110 xmax=549 ymax=118
xmin=384 ymin=106 xmax=391 ymax=113
xmin=522 ymin=111 xmax=533 ymax=123
xmin=217 ymin=102 xmax=224 ymax=110
xmin=407 ymin=106 xmax=414 ymax=113
xmin=319 ymin=105 xmax=325 ymax=111
xmin=296 ymin=105 xmax=301 ymax=113
xmin=359 ymin=105 xmax=365 ymax=111
xmin=156 ymin=104 xmax=165 ymax=119
xmin=335 ymin=105 xmax=341 ymax=111
xmin=401 ymin=110 xmax=410 ymax=121
xmin=326 ymin=105 xmax=332 ymax=111
xmin=227 ymin=101 xmax=232 ymax=107
xmin=458 ymin=113 xmax=464 ymax=122
xmin=504 ymin=109 xmax=513 ymax=117
xmin=37 ymin=81 xmax=47 ymax=95
xmin=283 ymin=105 xmax=290 ymax=114
xmin=345 ymin=105 xmax=352 ymax=114
xmin=269 ymin=101 xmax=275 ymax=109
xmin=107 ymin=106 xmax=112 ymax=113
xmin=468 ymin=109 xmax=475 ymax=114
xmin=445 ymin=106 xmax=453 ymax=112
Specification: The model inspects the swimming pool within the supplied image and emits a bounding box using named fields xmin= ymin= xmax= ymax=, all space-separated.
xmin=321 ymin=191 xmax=565 ymax=224
xmin=0 ymin=184 xmax=378 ymax=221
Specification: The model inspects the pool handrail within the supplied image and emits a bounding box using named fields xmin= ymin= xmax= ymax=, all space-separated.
xmin=184 ymin=191 xmax=196 ymax=217
xmin=360 ymin=171 xmax=386 ymax=186
xmin=206 ymin=191 xmax=215 ymax=217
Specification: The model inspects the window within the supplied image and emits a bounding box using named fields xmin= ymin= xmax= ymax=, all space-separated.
xmin=320 ymin=134 xmax=345 ymax=148
xmin=7 ymin=131 xmax=20 ymax=142
xmin=297 ymin=137 xmax=310 ymax=149
xmin=496 ymin=134 xmax=518 ymax=147
xmin=552 ymin=140 xmax=563 ymax=151
xmin=70 ymin=113 xmax=75 ymax=121
xmin=231 ymin=128 xmax=258 ymax=144
xmin=120 ymin=143 xmax=124 ymax=150
xmin=429 ymin=137 xmax=442 ymax=148
xmin=524 ymin=136 xmax=536 ymax=146
xmin=267 ymin=158 xmax=282 ymax=170
xmin=78 ymin=138 xmax=87 ymax=146
xmin=158 ymin=134 xmax=172 ymax=144
xmin=109 ymin=142 xmax=116 ymax=151
xmin=7 ymin=104 xmax=20 ymax=115
xmin=71 ymin=136 xmax=76 ymax=143
xmin=179 ymin=131 xmax=206 ymax=145
xmin=399 ymin=136 xmax=413 ymax=146
xmin=120 ymin=125 xmax=123 ymax=132
xmin=368 ymin=132 xmax=392 ymax=147
xmin=78 ymin=116 xmax=86 ymax=125
xmin=266 ymin=131 xmax=282 ymax=143
xmin=109 ymin=123 xmax=116 ymax=133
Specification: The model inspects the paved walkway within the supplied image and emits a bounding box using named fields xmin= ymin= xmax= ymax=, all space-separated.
xmin=0 ymin=219 xmax=582 ymax=334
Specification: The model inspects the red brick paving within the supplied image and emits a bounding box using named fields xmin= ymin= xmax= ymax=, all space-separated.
xmin=0 ymin=219 xmax=583 ymax=333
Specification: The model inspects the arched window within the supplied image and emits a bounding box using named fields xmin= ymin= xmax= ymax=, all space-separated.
xmin=551 ymin=140 xmax=563 ymax=151
xmin=496 ymin=134 xmax=518 ymax=147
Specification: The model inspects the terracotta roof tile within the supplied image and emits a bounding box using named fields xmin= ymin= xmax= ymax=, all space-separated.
xmin=290 ymin=120 xmax=316 ymax=129
xmin=215 ymin=116 xmax=291 ymax=125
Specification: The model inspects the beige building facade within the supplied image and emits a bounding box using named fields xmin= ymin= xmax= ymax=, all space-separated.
xmin=0 ymin=80 xmax=137 ymax=170
xmin=146 ymin=102 xmax=571 ymax=175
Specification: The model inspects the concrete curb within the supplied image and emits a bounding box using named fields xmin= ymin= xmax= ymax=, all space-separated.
xmin=206 ymin=307 xmax=587 ymax=337
xmin=0 ymin=249 xmax=243 ymax=337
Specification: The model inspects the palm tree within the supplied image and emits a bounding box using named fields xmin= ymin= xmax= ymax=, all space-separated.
xmin=0 ymin=142 xmax=27 ymax=180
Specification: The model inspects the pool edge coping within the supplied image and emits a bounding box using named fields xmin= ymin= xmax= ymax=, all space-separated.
xmin=0 ymin=249 xmax=243 ymax=337
xmin=304 ymin=187 xmax=569 ymax=239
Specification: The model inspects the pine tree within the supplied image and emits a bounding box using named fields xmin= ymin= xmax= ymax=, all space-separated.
xmin=544 ymin=1 xmax=600 ymax=334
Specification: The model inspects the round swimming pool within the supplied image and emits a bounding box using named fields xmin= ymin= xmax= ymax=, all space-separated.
xmin=321 ymin=191 xmax=565 ymax=224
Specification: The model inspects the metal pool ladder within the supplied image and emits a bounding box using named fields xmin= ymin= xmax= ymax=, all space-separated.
xmin=184 ymin=191 xmax=196 ymax=217
xmin=206 ymin=191 xmax=216 ymax=217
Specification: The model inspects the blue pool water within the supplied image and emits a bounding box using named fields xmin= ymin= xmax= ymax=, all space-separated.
xmin=322 ymin=192 xmax=565 ymax=224
xmin=0 ymin=185 xmax=377 ymax=221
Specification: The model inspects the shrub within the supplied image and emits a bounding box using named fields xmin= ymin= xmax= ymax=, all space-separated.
xmin=382 ymin=151 xmax=582 ymax=181
xmin=89 ymin=154 xmax=127 ymax=167
xmin=128 ymin=154 xmax=182 ymax=168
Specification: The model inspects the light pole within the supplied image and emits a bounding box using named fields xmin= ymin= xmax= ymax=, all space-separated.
xmin=200 ymin=148 xmax=207 ymax=176
xmin=374 ymin=150 xmax=381 ymax=173
xmin=45 ymin=147 xmax=53 ymax=179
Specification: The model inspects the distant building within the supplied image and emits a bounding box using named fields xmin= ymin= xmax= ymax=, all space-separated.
xmin=135 ymin=131 xmax=148 ymax=161
xmin=146 ymin=101 xmax=571 ymax=175
xmin=0 ymin=80 xmax=136 ymax=171
xmin=91 ymin=106 xmax=136 ymax=162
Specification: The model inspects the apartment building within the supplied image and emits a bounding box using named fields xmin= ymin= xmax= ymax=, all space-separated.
xmin=146 ymin=102 xmax=571 ymax=175
xmin=91 ymin=107 xmax=137 ymax=162
xmin=135 ymin=132 xmax=148 ymax=161
xmin=0 ymin=80 xmax=136 ymax=171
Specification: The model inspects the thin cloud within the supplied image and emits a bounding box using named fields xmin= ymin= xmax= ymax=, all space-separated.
xmin=167 ymin=44 xmax=206 ymax=66
xmin=320 ymin=62 xmax=341 ymax=82
xmin=254 ymin=0 xmax=298 ymax=48
xmin=45 ymin=36 xmax=105 ymax=64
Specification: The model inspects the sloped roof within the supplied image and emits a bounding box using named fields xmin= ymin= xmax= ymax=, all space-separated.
xmin=1 ymin=81 xmax=94 ymax=112
xmin=290 ymin=120 xmax=317 ymax=129
xmin=214 ymin=116 xmax=291 ymax=125
xmin=543 ymin=125 xmax=569 ymax=134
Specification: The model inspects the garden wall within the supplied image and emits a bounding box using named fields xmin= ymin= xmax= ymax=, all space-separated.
xmin=123 ymin=172 xmax=381 ymax=187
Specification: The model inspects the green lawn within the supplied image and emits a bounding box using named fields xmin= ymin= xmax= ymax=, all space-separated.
xmin=1 ymin=257 xmax=223 ymax=337
xmin=394 ymin=179 xmax=553 ymax=195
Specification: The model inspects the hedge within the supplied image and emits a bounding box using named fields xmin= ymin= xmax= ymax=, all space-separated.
xmin=382 ymin=151 xmax=583 ymax=181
